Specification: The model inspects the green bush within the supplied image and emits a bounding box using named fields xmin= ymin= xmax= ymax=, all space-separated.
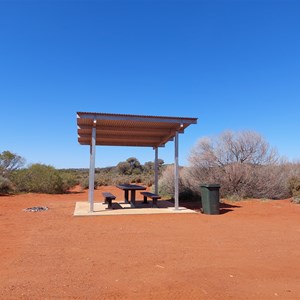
xmin=79 ymin=177 xmax=98 ymax=190
xmin=12 ymin=164 xmax=73 ymax=194
xmin=96 ymin=173 xmax=112 ymax=186
xmin=143 ymin=174 xmax=154 ymax=187
xmin=289 ymin=176 xmax=300 ymax=204
xmin=111 ymin=175 xmax=131 ymax=185
xmin=131 ymin=175 xmax=142 ymax=183
xmin=0 ymin=176 xmax=13 ymax=194
xmin=59 ymin=171 xmax=78 ymax=192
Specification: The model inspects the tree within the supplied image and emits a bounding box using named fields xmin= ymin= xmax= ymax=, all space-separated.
xmin=144 ymin=161 xmax=154 ymax=173
xmin=0 ymin=150 xmax=25 ymax=177
xmin=127 ymin=157 xmax=142 ymax=175
xmin=117 ymin=157 xmax=143 ymax=175
xmin=186 ymin=130 xmax=289 ymax=199
xmin=190 ymin=131 xmax=278 ymax=168
xmin=144 ymin=159 xmax=164 ymax=174
xmin=117 ymin=161 xmax=131 ymax=175
xmin=126 ymin=157 xmax=142 ymax=171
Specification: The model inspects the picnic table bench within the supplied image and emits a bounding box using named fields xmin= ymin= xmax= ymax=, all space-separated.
xmin=102 ymin=192 xmax=116 ymax=209
xmin=140 ymin=192 xmax=161 ymax=208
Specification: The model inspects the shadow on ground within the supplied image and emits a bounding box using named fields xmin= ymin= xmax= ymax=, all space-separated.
xmin=66 ymin=191 xmax=85 ymax=195
xmin=170 ymin=200 xmax=241 ymax=215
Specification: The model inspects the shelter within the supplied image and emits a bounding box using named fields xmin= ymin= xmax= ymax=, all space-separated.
xmin=77 ymin=112 xmax=197 ymax=212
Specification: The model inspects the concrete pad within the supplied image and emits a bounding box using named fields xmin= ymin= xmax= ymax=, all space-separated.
xmin=73 ymin=200 xmax=197 ymax=216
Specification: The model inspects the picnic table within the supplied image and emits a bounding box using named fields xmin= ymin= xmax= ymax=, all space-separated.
xmin=116 ymin=184 xmax=146 ymax=208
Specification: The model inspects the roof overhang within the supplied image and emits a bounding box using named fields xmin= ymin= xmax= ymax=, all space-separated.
xmin=77 ymin=112 xmax=197 ymax=148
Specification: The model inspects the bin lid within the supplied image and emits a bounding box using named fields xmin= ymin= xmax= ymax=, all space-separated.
xmin=200 ymin=184 xmax=220 ymax=188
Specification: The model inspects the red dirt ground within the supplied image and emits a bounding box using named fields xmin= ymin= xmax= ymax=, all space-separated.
xmin=1 ymin=186 xmax=300 ymax=299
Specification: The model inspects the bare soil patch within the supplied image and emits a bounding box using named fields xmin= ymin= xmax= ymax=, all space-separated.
xmin=1 ymin=186 xmax=300 ymax=299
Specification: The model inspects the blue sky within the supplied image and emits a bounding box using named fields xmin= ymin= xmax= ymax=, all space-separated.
xmin=0 ymin=0 xmax=299 ymax=168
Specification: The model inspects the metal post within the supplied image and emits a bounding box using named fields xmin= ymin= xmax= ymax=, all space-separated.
xmin=88 ymin=121 xmax=96 ymax=212
xmin=174 ymin=131 xmax=179 ymax=210
xmin=154 ymin=147 xmax=158 ymax=194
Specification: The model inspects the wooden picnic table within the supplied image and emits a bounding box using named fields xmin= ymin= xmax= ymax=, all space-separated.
xmin=116 ymin=184 xmax=146 ymax=208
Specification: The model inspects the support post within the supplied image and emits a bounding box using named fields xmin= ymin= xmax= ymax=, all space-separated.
xmin=154 ymin=147 xmax=158 ymax=195
xmin=88 ymin=121 xmax=96 ymax=212
xmin=174 ymin=131 xmax=179 ymax=210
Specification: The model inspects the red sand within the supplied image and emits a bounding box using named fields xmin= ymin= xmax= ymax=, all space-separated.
xmin=1 ymin=186 xmax=300 ymax=299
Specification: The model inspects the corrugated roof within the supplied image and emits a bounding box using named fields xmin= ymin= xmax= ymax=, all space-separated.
xmin=77 ymin=112 xmax=197 ymax=147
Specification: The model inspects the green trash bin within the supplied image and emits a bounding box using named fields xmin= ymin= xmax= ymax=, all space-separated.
xmin=200 ymin=184 xmax=220 ymax=215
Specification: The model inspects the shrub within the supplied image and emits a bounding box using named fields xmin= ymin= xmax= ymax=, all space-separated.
xmin=95 ymin=173 xmax=112 ymax=186
xmin=158 ymin=165 xmax=195 ymax=201
xmin=131 ymin=175 xmax=142 ymax=183
xmin=143 ymin=174 xmax=154 ymax=187
xmin=59 ymin=172 xmax=78 ymax=192
xmin=111 ymin=175 xmax=131 ymax=185
xmin=186 ymin=130 xmax=291 ymax=200
xmin=251 ymin=164 xmax=291 ymax=199
xmin=291 ymin=197 xmax=300 ymax=204
xmin=12 ymin=164 xmax=68 ymax=194
xmin=289 ymin=176 xmax=300 ymax=204
xmin=80 ymin=177 xmax=98 ymax=190
xmin=0 ymin=176 xmax=13 ymax=194
xmin=117 ymin=161 xmax=131 ymax=175
xmin=158 ymin=165 xmax=176 ymax=197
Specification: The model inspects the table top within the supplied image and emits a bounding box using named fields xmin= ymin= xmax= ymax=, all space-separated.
xmin=116 ymin=184 xmax=146 ymax=190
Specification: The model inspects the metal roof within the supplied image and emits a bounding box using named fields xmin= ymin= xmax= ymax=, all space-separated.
xmin=77 ymin=112 xmax=198 ymax=147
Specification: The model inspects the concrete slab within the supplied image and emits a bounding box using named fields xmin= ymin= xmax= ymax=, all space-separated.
xmin=73 ymin=200 xmax=197 ymax=216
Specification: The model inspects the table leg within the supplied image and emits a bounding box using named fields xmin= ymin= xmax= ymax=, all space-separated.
xmin=124 ymin=190 xmax=129 ymax=204
xmin=130 ymin=190 xmax=136 ymax=208
xmin=143 ymin=196 xmax=148 ymax=204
